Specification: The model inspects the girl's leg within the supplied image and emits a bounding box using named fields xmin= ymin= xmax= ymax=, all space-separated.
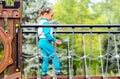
xmin=51 ymin=54 xmax=61 ymax=73
xmin=38 ymin=39 xmax=50 ymax=75
xmin=42 ymin=56 xmax=49 ymax=75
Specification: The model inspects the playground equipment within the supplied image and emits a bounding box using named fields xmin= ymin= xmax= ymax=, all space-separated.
xmin=0 ymin=0 xmax=22 ymax=79
xmin=0 ymin=0 xmax=120 ymax=79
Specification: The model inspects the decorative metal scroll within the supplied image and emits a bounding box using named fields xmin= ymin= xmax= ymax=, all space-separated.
xmin=0 ymin=27 xmax=13 ymax=73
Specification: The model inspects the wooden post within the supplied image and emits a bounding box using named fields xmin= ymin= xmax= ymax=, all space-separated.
xmin=7 ymin=19 xmax=16 ymax=75
xmin=0 ymin=12 xmax=4 ymax=78
xmin=0 ymin=19 xmax=4 ymax=28
xmin=7 ymin=18 xmax=22 ymax=75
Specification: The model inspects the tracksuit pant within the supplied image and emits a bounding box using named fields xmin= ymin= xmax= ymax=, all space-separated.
xmin=38 ymin=38 xmax=61 ymax=75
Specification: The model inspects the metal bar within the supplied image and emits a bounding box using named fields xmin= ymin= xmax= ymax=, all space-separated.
xmin=105 ymin=29 xmax=111 ymax=78
xmin=36 ymin=32 xmax=41 ymax=79
xmin=16 ymin=27 xmax=19 ymax=71
xmin=22 ymin=30 xmax=120 ymax=34
xmin=21 ymin=24 xmax=120 ymax=28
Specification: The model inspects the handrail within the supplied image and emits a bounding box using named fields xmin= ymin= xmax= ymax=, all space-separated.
xmin=22 ymin=30 xmax=120 ymax=34
xmin=21 ymin=24 xmax=120 ymax=28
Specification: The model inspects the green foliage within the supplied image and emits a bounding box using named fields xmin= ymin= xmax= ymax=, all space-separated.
xmin=6 ymin=0 xmax=14 ymax=6
xmin=0 ymin=40 xmax=4 ymax=62
xmin=53 ymin=0 xmax=105 ymax=24
xmin=91 ymin=0 xmax=120 ymax=24
xmin=0 ymin=50 xmax=4 ymax=61
xmin=54 ymin=0 xmax=120 ymax=24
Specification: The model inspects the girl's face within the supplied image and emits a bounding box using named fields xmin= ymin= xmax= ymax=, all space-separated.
xmin=44 ymin=10 xmax=54 ymax=21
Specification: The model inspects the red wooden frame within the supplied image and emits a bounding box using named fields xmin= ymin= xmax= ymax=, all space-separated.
xmin=0 ymin=27 xmax=13 ymax=73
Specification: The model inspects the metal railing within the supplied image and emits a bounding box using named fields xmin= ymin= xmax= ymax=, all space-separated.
xmin=21 ymin=24 xmax=120 ymax=79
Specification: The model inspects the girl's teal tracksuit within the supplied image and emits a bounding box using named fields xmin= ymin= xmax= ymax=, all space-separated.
xmin=38 ymin=18 xmax=61 ymax=75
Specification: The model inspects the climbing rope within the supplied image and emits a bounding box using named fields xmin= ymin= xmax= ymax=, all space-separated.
xmin=105 ymin=28 xmax=111 ymax=78
xmin=98 ymin=34 xmax=104 ymax=77
xmin=113 ymin=34 xmax=120 ymax=76
xmin=82 ymin=33 xmax=88 ymax=78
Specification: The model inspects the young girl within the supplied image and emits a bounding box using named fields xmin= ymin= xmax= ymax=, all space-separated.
xmin=38 ymin=7 xmax=63 ymax=76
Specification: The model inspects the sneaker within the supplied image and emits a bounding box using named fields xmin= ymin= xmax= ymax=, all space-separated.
xmin=42 ymin=74 xmax=48 ymax=76
xmin=56 ymin=72 xmax=64 ymax=75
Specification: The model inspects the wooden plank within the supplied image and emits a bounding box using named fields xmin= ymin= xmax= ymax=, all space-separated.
xmin=91 ymin=76 xmax=103 ymax=79
xmin=3 ymin=72 xmax=21 ymax=79
xmin=7 ymin=19 xmax=16 ymax=75
xmin=108 ymin=76 xmax=120 ymax=79
xmin=28 ymin=77 xmax=37 ymax=79
xmin=57 ymin=75 xmax=69 ymax=79
xmin=74 ymin=76 xmax=86 ymax=79
xmin=0 ymin=72 xmax=4 ymax=79
xmin=41 ymin=76 xmax=53 ymax=79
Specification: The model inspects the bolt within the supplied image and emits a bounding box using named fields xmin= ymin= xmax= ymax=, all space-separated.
xmin=16 ymin=24 xmax=19 ymax=27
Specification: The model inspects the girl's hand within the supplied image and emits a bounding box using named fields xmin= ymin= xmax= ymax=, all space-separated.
xmin=55 ymin=39 xmax=62 ymax=45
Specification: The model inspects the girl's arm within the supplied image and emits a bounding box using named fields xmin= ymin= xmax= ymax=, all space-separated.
xmin=43 ymin=22 xmax=56 ymax=42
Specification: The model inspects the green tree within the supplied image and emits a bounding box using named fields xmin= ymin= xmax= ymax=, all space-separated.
xmin=53 ymin=0 xmax=105 ymax=24
xmin=91 ymin=0 xmax=120 ymax=24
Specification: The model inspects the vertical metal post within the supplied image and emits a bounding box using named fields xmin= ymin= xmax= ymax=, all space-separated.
xmin=98 ymin=34 xmax=104 ymax=77
xmin=113 ymin=34 xmax=120 ymax=76
xmin=53 ymin=27 xmax=57 ymax=79
xmin=87 ymin=27 xmax=93 ymax=79
xmin=105 ymin=27 xmax=111 ymax=79
xmin=82 ymin=33 xmax=88 ymax=78
xmin=66 ymin=36 xmax=69 ymax=75
xmin=36 ymin=29 xmax=41 ymax=79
